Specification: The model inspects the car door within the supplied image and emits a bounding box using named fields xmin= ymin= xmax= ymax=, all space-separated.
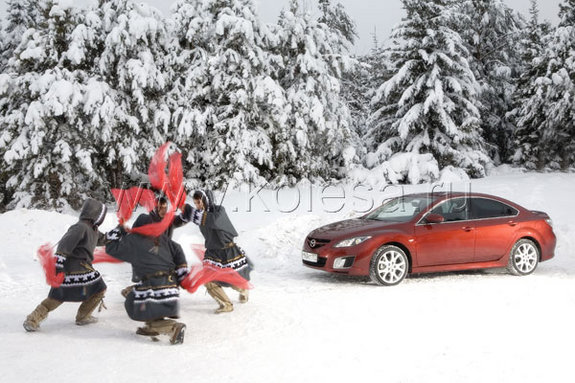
xmin=470 ymin=197 xmax=519 ymax=262
xmin=414 ymin=197 xmax=476 ymax=267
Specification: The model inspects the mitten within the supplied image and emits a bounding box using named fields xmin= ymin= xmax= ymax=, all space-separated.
xmin=106 ymin=225 xmax=126 ymax=241
xmin=191 ymin=209 xmax=203 ymax=225
xmin=55 ymin=253 xmax=65 ymax=275
xmin=176 ymin=265 xmax=189 ymax=285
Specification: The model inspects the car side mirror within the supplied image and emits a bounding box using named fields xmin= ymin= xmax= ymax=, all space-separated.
xmin=425 ymin=213 xmax=445 ymax=224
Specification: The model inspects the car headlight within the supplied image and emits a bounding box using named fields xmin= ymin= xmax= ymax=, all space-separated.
xmin=545 ymin=218 xmax=553 ymax=227
xmin=334 ymin=236 xmax=372 ymax=248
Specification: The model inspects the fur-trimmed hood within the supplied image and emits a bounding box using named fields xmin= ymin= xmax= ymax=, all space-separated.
xmin=193 ymin=189 xmax=215 ymax=211
xmin=79 ymin=198 xmax=107 ymax=226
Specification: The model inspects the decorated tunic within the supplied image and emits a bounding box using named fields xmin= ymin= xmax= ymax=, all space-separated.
xmin=193 ymin=190 xmax=252 ymax=283
xmin=105 ymin=220 xmax=188 ymax=322
xmin=48 ymin=199 xmax=107 ymax=302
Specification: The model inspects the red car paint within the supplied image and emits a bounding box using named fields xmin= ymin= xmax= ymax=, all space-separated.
xmin=302 ymin=192 xmax=556 ymax=284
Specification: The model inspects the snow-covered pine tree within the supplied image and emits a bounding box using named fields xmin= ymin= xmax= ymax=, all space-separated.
xmin=456 ymin=0 xmax=525 ymax=163
xmin=538 ymin=0 xmax=575 ymax=169
xmin=170 ymin=0 xmax=288 ymax=187
xmin=343 ymin=36 xmax=393 ymax=163
xmin=365 ymin=0 xmax=490 ymax=183
xmin=0 ymin=0 xmax=102 ymax=209
xmin=0 ymin=0 xmax=43 ymax=73
xmin=511 ymin=0 xmax=552 ymax=170
xmin=86 ymin=0 xmax=172 ymax=189
xmin=0 ymin=19 xmax=5 ymax=74
xmin=318 ymin=0 xmax=365 ymax=165
xmin=167 ymin=0 xmax=211 ymax=186
xmin=274 ymin=0 xmax=354 ymax=182
xmin=318 ymin=0 xmax=357 ymax=46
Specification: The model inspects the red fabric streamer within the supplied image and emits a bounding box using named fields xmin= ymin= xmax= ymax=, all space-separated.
xmin=130 ymin=209 xmax=176 ymax=237
xmin=190 ymin=243 xmax=206 ymax=261
xmin=179 ymin=244 xmax=252 ymax=294
xmin=180 ymin=265 xmax=252 ymax=293
xmin=167 ymin=152 xmax=187 ymax=209
xmin=127 ymin=142 xmax=186 ymax=236
xmin=93 ymin=247 xmax=123 ymax=264
xmin=148 ymin=142 xmax=170 ymax=191
xmin=111 ymin=187 xmax=156 ymax=224
xmin=37 ymin=243 xmax=64 ymax=287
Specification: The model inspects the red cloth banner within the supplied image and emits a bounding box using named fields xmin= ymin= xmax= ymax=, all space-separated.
xmin=167 ymin=151 xmax=187 ymax=209
xmin=179 ymin=244 xmax=252 ymax=293
xmin=93 ymin=247 xmax=123 ymax=264
xmin=111 ymin=187 xmax=156 ymax=224
xmin=37 ymin=243 xmax=64 ymax=287
xmin=130 ymin=209 xmax=176 ymax=237
xmin=148 ymin=142 xmax=170 ymax=191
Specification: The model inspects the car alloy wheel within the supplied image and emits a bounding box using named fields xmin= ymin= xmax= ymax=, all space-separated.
xmin=369 ymin=245 xmax=409 ymax=286
xmin=507 ymin=238 xmax=539 ymax=276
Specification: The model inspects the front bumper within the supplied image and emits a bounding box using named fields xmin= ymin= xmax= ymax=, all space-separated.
xmin=301 ymin=246 xmax=368 ymax=275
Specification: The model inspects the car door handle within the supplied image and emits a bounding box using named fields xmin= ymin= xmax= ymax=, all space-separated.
xmin=508 ymin=221 xmax=517 ymax=226
xmin=462 ymin=226 xmax=474 ymax=232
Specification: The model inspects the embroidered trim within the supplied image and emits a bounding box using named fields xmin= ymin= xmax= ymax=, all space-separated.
xmin=203 ymin=257 xmax=249 ymax=271
xmin=133 ymin=287 xmax=180 ymax=303
xmin=95 ymin=203 xmax=107 ymax=226
xmin=62 ymin=270 xmax=102 ymax=287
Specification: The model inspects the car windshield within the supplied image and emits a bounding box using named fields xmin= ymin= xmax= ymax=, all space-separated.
xmin=366 ymin=195 xmax=434 ymax=222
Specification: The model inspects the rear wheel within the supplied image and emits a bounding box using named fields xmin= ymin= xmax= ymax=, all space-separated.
xmin=507 ymin=239 xmax=539 ymax=276
xmin=369 ymin=245 xmax=409 ymax=286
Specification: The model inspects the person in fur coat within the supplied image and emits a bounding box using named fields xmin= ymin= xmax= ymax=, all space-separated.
xmin=191 ymin=190 xmax=252 ymax=314
xmin=105 ymin=214 xmax=188 ymax=344
xmin=23 ymin=198 xmax=108 ymax=331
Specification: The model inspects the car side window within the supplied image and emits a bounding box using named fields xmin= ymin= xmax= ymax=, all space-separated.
xmin=430 ymin=198 xmax=469 ymax=222
xmin=470 ymin=198 xmax=518 ymax=219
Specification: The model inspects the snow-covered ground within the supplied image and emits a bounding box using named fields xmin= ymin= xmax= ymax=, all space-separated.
xmin=1 ymin=170 xmax=574 ymax=382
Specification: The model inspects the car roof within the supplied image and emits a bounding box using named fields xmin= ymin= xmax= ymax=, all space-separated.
xmin=401 ymin=192 xmax=501 ymax=198
xmin=396 ymin=192 xmax=522 ymax=208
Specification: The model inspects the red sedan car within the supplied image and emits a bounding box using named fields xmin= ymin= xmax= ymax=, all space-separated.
xmin=302 ymin=192 xmax=556 ymax=285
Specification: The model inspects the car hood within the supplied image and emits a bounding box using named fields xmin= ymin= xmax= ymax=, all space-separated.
xmin=309 ymin=218 xmax=404 ymax=240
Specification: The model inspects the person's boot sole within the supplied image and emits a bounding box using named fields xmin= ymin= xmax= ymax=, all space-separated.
xmin=136 ymin=327 xmax=160 ymax=336
xmin=170 ymin=324 xmax=186 ymax=345
xmin=215 ymin=305 xmax=234 ymax=314
xmin=76 ymin=316 xmax=98 ymax=326
xmin=23 ymin=321 xmax=38 ymax=332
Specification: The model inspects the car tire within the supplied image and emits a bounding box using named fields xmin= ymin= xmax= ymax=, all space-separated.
xmin=369 ymin=245 xmax=409 ymax=286
xmin=506 ymin=238 xmax=539 ymax=276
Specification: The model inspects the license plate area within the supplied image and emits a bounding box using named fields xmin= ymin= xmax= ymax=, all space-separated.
xmin=302 ymin=251 xmax=318 ymax=263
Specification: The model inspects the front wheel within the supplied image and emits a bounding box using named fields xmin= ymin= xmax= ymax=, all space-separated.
xmin=507 ymin=239 xmax=539 ymax=276
xmin=369 ymin=245 xmax=409 ymax=286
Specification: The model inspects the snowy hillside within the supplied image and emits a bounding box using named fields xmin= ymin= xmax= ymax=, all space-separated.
xmin=1 ymin=172 xmax=574 ymax=382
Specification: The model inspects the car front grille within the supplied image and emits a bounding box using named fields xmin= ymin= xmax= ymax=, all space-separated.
xmin=303 ymin=256 xmax=327 ymax=268
xmin=307 ymin=237 xmax=330 ymax=249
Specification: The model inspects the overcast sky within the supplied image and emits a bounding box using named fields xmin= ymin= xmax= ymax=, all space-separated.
xmin=0 ymin=0 xmax=564 ymax=54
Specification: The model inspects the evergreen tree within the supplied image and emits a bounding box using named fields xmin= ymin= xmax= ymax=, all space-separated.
xmin=365 ymin=0 xmax=490 ymax=183
xmin=344 ymin=41 xmax=393 ymax=163
xmin=168 ymin=0 xmax=211 ymax=186
xmin=1 ymin=0 xmax=43 ymax=72
xmin=85 ymin=0 xmax=172 ymax=189
xmin=275 ymin=0 xmax=354 ymax=182
xmin=0 ymin=0 xmax=101 ymax=209
xmin=171 ymin=0 xmax=291 ymax=187
xmin=511 ymin=0 xmax=551 ymax=170
xmin=0 ymin=19 xmax=5 ymax=74
xmin=540 ymin=0 xmax=575 ymax=169
xmin=318 ymin=0 xmax=357 ymax=46
xmin=457 ymin=0 xmax=525 ymax=163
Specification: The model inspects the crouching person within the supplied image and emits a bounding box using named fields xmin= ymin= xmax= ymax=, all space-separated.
xmin=23 ymin=198 xmax=108 ymax=332
xmin=105 ymin=215 xmax=188 ymax=345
